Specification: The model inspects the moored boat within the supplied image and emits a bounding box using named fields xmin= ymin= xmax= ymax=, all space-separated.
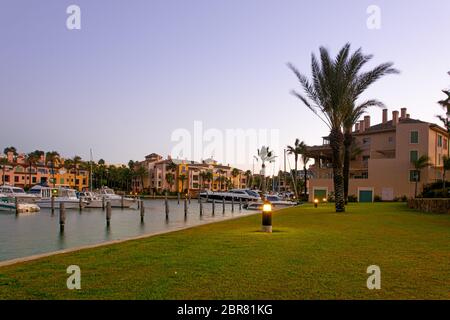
xmin=244 ymin=194 xmax=298 ymax=210
xmin=29 ymin=185 xmax=87 ymax=209
xmin=78 ymin=191 xmax=103 ymax=208
xmin=199 ymin=189 xmax=261 ymax=203
xmin=97 ymin=187 xmax=136 ymax=208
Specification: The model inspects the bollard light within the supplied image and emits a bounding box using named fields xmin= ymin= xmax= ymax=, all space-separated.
xmin=314 ymin=199 xmax=318 ymax=208
xmin=261 ymin=200 xmax=273 ymax=233
xmin=322 ymin=198 xmax=327 ymax=203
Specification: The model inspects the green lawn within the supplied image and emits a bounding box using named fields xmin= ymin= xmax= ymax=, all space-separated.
xmin=0 ymin=202 xmax=449 ymax=300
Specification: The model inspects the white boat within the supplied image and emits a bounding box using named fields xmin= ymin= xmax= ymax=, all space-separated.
xmin=244 ymin=195 xmax=298 ymax=210
xmin=199 ymin=189 xmax=261 ymax=203
xmin=78 ymin=191 xmax=103 ymax=208
xmin=97 ymin=187 xmax=136 ymax=208
xmin=0 ymin=185 xmax=37 ymax=200
xmin=0 ymin=193 xmax=40 ymax=213
xmin=29 ymin=185 xmax=87 ymax=209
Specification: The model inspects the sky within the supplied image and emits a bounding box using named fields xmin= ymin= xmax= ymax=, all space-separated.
xmin=1 ymin=0 xmax=449 ymax=174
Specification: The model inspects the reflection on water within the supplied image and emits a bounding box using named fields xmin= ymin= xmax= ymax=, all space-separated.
xmin=0 ymin=199 xmax=256 ymax=262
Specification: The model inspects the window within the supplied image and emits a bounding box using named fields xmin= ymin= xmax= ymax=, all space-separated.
xmin=410 ymin=170 xmax=420 ymax=182
xmin=388 ymin=136 xmax=394 ymax=143
xmin=14 ymin=176 xmax=19 ymax=183
xmin=438 ymin=135 xmax=443 ymax=148
xmin=444 ymin=138 xmax=448 ymax=150
xmin=410 ymin=150 xmax=418 ymax=162
xmin=410 ymin=131 xmax=419 ymax=144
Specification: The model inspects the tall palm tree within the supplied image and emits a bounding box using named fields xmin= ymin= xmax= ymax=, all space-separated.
xmin=244 ymin=170 xmax=252 ymax=188
xmin=135 ymin=165 xmax=148 ymax=192
xmin=45 ymin=151 xmax=60 ymax=187
xmin=178 ymin=174 xmax=187 ymax=193
xmin=165 ymin=172 xmax=175 ymax=192
xmin=412 ymin=155 xmax=431 ymax=198
xmin=442 ymin=155 xmax=450 ymax=190
xmin=231 ymin=168 xmax=240 ymax=188
xmin=257 ymin=146 xmax=276 ymax=194
xmin=0 ymin=157 xmax=8 ymax=185
xmin=3 ymin=146 xmax=18 ymax=157
xmin=287 ymin=139 xmax=302 ymax=198
xmin=298 ymin=142 xmax=310 ymax=199
xmin=289 ymin=43 xmax=398 ymax=212
xmin=26 ymin=151 xmax=43 ymax=189
xmin=205 ymin=170 xmax=213 ymax=189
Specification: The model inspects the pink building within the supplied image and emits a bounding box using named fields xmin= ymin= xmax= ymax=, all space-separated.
xmin=307 ymin=108 xmax=449 ymax=202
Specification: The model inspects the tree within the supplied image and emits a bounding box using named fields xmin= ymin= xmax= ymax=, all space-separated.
xmin=26 ymin=150 xmax=44 ymax=188
xmin=178 ymin=174 xmax=187 ymax=193
xmin=231 ymin=168 xmax=240 ymax=188
xmin=45 ymin=151 xmax=60 ymax=187
xmin=442 ymin=156 xmax=450 ymax=190
xmin=287 ymin=139 xmax=302 ymax=198
xmin=205 ymin=170 xmax=213 ymax=189
xmin=199 ymin=171 xmax=208 ymax=189
xmin=3 ymin=146 xmax=17 ymax=156
xmin=0 ymin=157 xmax=8 ymax=185
xmin=244 ymin=170 xmax=252 ymax=188
xmin=288 ymin=43 xmax=398 ymax=212
xmin=298 ymin=142 xmax=310 ymax=199
xmin=165 ymin=172 xmax=175 ymax=192
xmin=412 ymin=155 xmax=431 ymax=198
xmin=257 ymin=146 xmax=276 ymax=194
xmin=135 ymin=165 xmax=148 ymax=193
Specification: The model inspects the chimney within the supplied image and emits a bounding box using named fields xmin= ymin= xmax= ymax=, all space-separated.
xmin=355 ymin=122 xmax=360 ymax=132
xmin=392 ymin=110 xmax=399 ymax=126
xmin=364 ymin=115 xmax=370 ymax=130
xmin=382 ymin=109 xmax=388 ymax=124
xmin=359 ymin=120 xmax=365 ymax=132
xmin=406 ymin=113 xmax=410 ymax=118
xmin=400 ymin=108 xmax=407 ymax=119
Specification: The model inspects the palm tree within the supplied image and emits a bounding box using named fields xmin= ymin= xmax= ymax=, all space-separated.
xmin=26 ymin=151 xmax=43 ymax=189
xmin=178 ymin=174 xmax=187 ymax=193
xmin=45 ymin=151 xmax=60 ymax=187
xmin=199 ymin=171 xmax=208 ymax=189
xmin=244 ymin=170 xmax=252 ymax=188
xmin=288 ymin=43 xmax=398 ymax=212
xmin=442 ymin=156 xmax=450 ymax=190
xmin=257 ymin=146 xmax=276 ymax=194
xmin=135 ymin=165 xmax=148 ymax=192
xmin=205 ymin=170 xmax=213 ymax=189
xmin=0 ymin=157 xmax=8 ymax=185
xmin=231 ymin=168 xmax=240 ymax=188
xmin=412 ymin=155 xmax=431 ymax=198
xmin=287 ymin=139 xmax=302 ymax=198
xmin=438 ymin=90 xmax=450 ymax=115
xmin=298 ymin=142 xmax=310 ymax=199
xmin=3 ymin=146 xmax=18 ymax=157
xmin=165 ymin=172 xmax=175 ymax=193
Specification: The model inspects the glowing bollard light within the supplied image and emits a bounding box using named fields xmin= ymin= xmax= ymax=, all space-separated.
xmin=261 ymin=200 xmax=273 ymax=233
xmin=314 ymin=199 xmax=319 ymax=208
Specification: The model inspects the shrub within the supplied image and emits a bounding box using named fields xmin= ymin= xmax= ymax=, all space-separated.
xmin=374 ymin=195 xmax=382 ymax=202
xmin=347 ymin=195 xmax=357 ymax=202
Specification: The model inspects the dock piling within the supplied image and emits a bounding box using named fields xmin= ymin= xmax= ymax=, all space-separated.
xmin=222 ymin=197 xmax=225 ymax=214
xmin=140 ymin=200 xmax=145 ymax=222
xmin=51 ymin=196 xmax=55 ymax=214
xmin=239 ymin=198 xmax=242 ymax=211
xmin=106 ymin=202 xmax=112 ymax=227
xmin=231 ymin=197 xmax=234 ymax=213
xmin=165 ymin=196 xmax=169 ymax=219
xmin=212 ymin=199 xmax=215 ymax=216
xmin=59 ymin=202 xmax=66 ymax=232
xmin=184 ymin=197 xmax=188 ymax=217
xmin=199 ymin=200 xmax=203 ymax=216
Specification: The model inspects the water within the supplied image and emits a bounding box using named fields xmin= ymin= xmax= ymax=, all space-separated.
xmin=0 ymin=199 xmax=257 ymax=262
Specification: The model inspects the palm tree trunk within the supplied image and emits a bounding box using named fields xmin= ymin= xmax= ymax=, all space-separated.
xmin=330 ymin=127 xmax=345 ymax=212
xmin=294 ymin=155 xmax=298 ymax=198
xmin=343 ymin=129 xmax=352 ymax=205
xmin=303 ymin=165 xmax=307 ymax=199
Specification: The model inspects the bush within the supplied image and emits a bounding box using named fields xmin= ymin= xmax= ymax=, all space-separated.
xmin=374 ymin=195 xmax=382 ymax=202
xmin=347 ymin=195 xmax=357 ymax=202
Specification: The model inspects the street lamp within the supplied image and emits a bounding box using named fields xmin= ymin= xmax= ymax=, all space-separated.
xmin=261 ymin=199 xmax=272 ymax=233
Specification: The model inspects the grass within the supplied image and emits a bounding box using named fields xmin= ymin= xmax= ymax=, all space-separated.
xmin=0 ymin=202 xmax=449 ymax=300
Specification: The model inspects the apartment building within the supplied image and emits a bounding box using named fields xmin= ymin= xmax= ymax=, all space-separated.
xmin=132 ymin=154 xmax=247 ymax=195
xmin=0 ymin=152 xmax=89 ymax=190
xmin=307 ymin=108 xmax=449 ymax=202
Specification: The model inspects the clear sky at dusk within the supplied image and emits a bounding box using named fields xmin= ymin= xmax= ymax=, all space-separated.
xmin=1 ymin=0 xmax=449 ymax=173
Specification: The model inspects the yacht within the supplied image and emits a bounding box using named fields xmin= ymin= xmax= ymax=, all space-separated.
xmin=29 ymin=185 xmax=87 ymax=209
xmin=78 ymin=191 xmax=103 ymax=208
xmin=97 ymin=187 xmax=136 ymax=208
xmin=199 ymin=189 xmax=261 ymax=203
xmin=0 ymin=192 xmax=40 ymax=213
xmin=244 ymin=194 xmax=298 ymax=210
xmin=0 ymin=185 xmax=37 ymax=200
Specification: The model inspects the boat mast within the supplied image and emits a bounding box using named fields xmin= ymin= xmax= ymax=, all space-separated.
xmin=89 ymin=148 xmax=93 ymax=192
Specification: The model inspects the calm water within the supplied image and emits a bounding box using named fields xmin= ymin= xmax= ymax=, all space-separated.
xmin=0 ymin=199 xmax=257 ymax=262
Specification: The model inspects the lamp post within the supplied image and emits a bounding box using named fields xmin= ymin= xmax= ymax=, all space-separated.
xmin=314 ymin=198 xmax=318 ymax=208
xmin=261 ymin=199 xmax=273 ymax=233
